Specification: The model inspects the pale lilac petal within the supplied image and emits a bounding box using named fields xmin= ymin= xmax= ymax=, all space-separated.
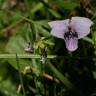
xmin=71 ymin=17 xmax=93 ymax=39
xmin=48 ymin=20 xmax=69 ymax=39
xmin=64 ymin=37 xmax=78 ymax=52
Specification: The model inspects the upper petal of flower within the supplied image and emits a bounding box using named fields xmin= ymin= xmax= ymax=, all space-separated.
xmin=71 ymin=17 xmax=93 ymax=39
xmin=48 ymin=20 xmax=69 ymax=39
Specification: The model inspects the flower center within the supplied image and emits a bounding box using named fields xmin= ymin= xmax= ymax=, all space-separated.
xmin=64 ymin=27 xmax=78 ymax=39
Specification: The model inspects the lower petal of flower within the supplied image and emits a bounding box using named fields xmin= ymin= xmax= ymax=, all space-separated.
xmin=64 ymin=37 xmax=78 ymax=52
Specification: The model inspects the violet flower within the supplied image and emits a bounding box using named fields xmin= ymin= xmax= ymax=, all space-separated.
xmin=48 ymin=17 xmax=93 ymax=52
xmin=24 ymin=42 xmax=33 ymax=53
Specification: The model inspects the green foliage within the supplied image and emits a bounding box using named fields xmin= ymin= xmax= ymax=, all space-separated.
xmin=0 ymin=0 xmax=96 ymax=96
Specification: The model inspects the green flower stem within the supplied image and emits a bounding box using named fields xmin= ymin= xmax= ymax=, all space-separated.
xmin=0 ymin=54 xmax=93 ymax=59
xmin=16 ymin=54 xmax=26 ymax=96
xmin=0 ymin=54 xmax=56 ymax=59
xmin=48 ymin=63 xmax=83 ymax=96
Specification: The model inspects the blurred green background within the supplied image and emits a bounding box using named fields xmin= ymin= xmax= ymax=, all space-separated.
xmin=0 ymin=0 xmax=96 ymax=96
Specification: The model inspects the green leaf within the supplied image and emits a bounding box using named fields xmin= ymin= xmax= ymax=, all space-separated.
xmin=92 ymin=31 xmax=96 ymax=45
xmin=7 ymin=58 xmax=32 ymax=71
xmin=48 ymin=63 xmax=82 ymax=95
xmin=82 ymin=37 xmax=94 ymax=44
xmin=0 ymin=79 xmax=23 ymax=96
xmin=50 ymin=0 xmax=78 ymax=10
xmin=5 ymin=35 xmax=26 ymax=53
xmin=48 ymin=63 xmax=74 ymax=89
xmin=48 ymin=9 xmax=61 ymax=18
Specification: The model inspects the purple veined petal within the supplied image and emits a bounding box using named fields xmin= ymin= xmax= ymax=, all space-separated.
xmin=64 ymin=37 xmax=78 ymax=52
xmin=48 ymin=20 xmax=69 ymax=39
xmin=71 ymin=17 xmax=93 ymax=39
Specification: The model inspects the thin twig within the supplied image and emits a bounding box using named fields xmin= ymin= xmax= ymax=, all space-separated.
xmin=17 ymin=84 xmax=22 ymax=94
xmin=23 ymin=66 xmax=59 ymax=83
xmin=17 ymin=66 xmax=59 ymax=94
xmin=0 ymin=18 xmax=24 ymax=33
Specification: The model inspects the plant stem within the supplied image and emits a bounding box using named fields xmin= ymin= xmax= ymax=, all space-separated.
xmin=16 ymin=54 xmax=26 ymax=96
xmin=0 ymin=54 xmax=56 ymax=59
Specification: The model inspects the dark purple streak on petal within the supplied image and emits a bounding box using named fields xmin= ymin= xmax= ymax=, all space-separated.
xmin=64 ymin=37 xmax=78 ymax=52
xmin=64 ymin=31 xmax=78 ymax=52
